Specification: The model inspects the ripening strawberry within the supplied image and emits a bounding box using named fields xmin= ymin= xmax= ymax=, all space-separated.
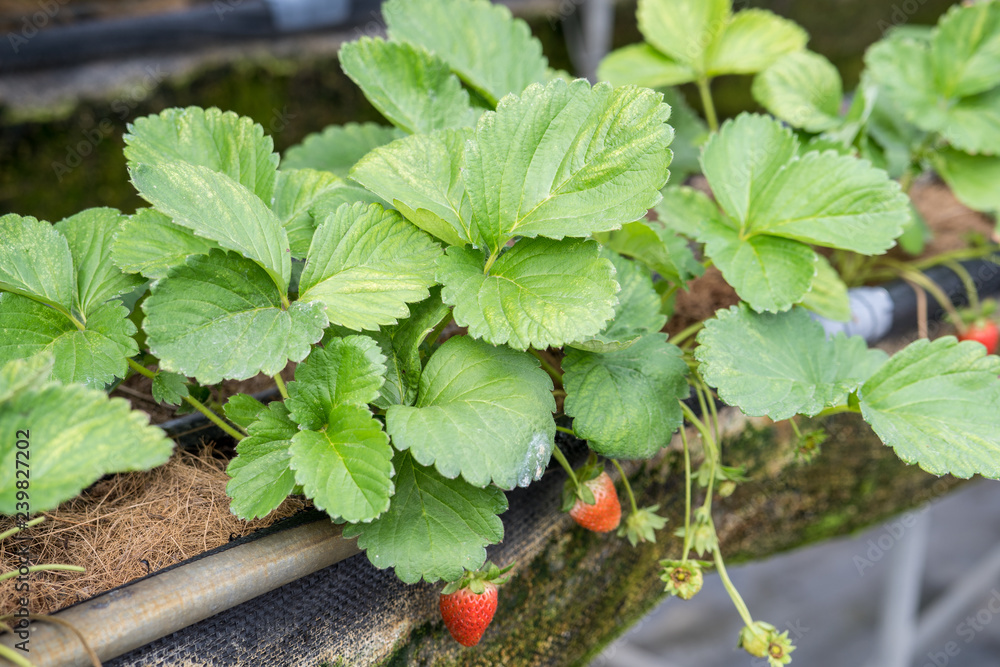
xmin=439 ymin=562 xmax=513 ymax=647
xmin=959 ymin=321 xmax=999 ymax=355
xmin=569 ymin=471 xmax=621 ymax=533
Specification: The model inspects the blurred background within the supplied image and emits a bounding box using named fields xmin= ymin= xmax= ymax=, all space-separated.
xmin=2 ymin=2 xmax=998 ymax=666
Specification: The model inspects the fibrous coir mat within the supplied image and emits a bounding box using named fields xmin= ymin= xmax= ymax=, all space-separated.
xmin=0 ymin=446 xmax=307 ymax=615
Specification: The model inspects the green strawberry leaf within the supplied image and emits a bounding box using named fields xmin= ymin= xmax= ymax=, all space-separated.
xmin=223 ymin=393 xmax=267 ymax=430
xmin=130 ymin=161 xmax=292 ymax=293
xmin=594 ymin=219 xmax=704 ymax=286
xmin=931 ymin=2 xmax=1000 ymax=99
xmin=701 ymin=113 xmax=800 ymax=227
xmin=343 ymin=450 xmax=507 ymax=583
xmin=752 ymin=50 xmax=843 ymax=132
xmin=142 ymin=250 xmax=327 ymax=384
xmin=746 ymin=150 xmax=909 ymax=253
xmin=111 ymin=208 xmax=219 ymax=280
xmin=0 ymin=294 xmax=138 ymax=388
xmin=340 ymin=37 xmax=474 ymax=134
xmin=691 ymin=114 xmax=908 ymax=309
xmin=800 ymin=253 xmax=851 ymax=322
xmin=659 ymin=87 xmax=710 ymax=184
xmin=564 ymin=333 xmax=688 ymax=459
xmin=386 ymin=335 xmax=555 ymax=489
xmin=383 ymin=0 xmax=548 ymax=105
xmin=437 ymin=238 xmax=619 ymax=350
xmin=637 ymin=0 xmax=729 ymax=73
xmin=596 ymin=43 xmax=695 ymax=88
xmin=0 ymin=354 xmax=54 ymax=403
xmin=0 ymin=378 xmax=173 ymax=514
xmin=54 ymin=208 xmax=144 ymax=317
xmin=930 ymin=149 xmax=1000 ymax=214
xmin=636 ymin=0 xmax=804 ymax=80
xmin=659 ymin=186 xmax=817 ymax=313
xmin=151 ymin=370 xmax=188 ymax=406
xmin=298 ymin=202 xmax=441 ymax=331
xmin=281 ymin=122 xmax=404 ymax=177
xmin=0 ymin=213 xmax=75 ymax=311
xmin=858 ymin=336 xmax=1000 ymax=479
xmin=271 ymin=168 xmax=351 ymax=258
xmin=866 ymin=27 xmax=1000 ymax=155
xmin=124 ymin=106 xmax=278 ymax=202
xmin=367 ymin=288 xmax=451 ymax=410
xmin=695 ymin=304 xmax=888 ymax=421
xmin=226 ymin=401 xmax=299 ymax=520
xmin=704 ymin=9 xmax=808 ymax=76
xmin=350 ymin=128 xmax=475 ymax=247
xmin=570 ymin=251 xmax=666 ymax=353
xmin=464 ymin=79 xmax=673 ymax=253
xmin=285 ymin=335 xmax=386 ymax=431
xmin=289 ymin=404 xmax=394 ymax=523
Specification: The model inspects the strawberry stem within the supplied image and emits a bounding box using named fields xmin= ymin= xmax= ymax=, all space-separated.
xmin=680 ymin=425 xmax=694 ymax=564
xmin=273 ymin=373 xmax=289 ymax=400
xmin=529 ymin=348 xmax=563 ymax=386
xmin=611 ymin=459 xmax=639 ymax=515
xmin=714 ymin=546 xmax=755 ymax=628
xmin=550 ymin=444 xmax=580 ymax=489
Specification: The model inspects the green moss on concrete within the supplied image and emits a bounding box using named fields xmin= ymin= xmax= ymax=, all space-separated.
xmin=375 ymin=413 xmax=961 ymax=666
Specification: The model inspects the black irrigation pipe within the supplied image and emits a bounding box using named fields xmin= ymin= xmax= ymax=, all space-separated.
xmin=812 ymin=257 xmax=1000 ymax=342
xmin=1 ymin=0 xmax=385 ymax=73
xmin=7 ymin=255 xmax=1000 ymax=666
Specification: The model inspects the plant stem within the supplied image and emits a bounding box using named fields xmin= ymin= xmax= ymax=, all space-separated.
xmin=815 ymin=403 xmax=860 ymax=417
xmin=529 ymin=349 xmax=564 ymax=386
xmin=273 ymin=374 xmax=289 ymax=400
xmin=679 ymin=402 xmax=716 ymax=460
xmin=945 ymin=260 xmax=980 ymax=313
xmin=426 ymin=313 xmax=454 ymax=347
xmin=550 ymin=444 xmax=579 ymax=488
xmin=611 ymin=459 xmax=639 ymax=515
xmin=126 ymin=357 xmax=156 ymax=379
xmin=886 ymin=261 xmax=966 ymax=334
xmin=483 ymin=247 xmax=501 ymax=275
xmin=696 ymin=77 xmax=719 ymax=132
xmin=555 ymin=425 xmax=577 ymax=437
xmin=0 ymin=517 xmax=44 ymax=542
xmin=714 ymin=547 xmax=755 ymax=628
xmin=789 ymin=417 xmax=803 ymax=441
xmin=671 ymin=320 xmax=705 ymax=348
xmin=126 ymin=358 xmax=245 ymax=441
xmin=184 ymin=396 xmax=246 ymax=442
xmin=0 ymin=644 xmax=34 ymax=667
xmin=0 ymin=564 xmax=86 ymax=583
xmin=680 ymin=425 xmax=693 ymax=563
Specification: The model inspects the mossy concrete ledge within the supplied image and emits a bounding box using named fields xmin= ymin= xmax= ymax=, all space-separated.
xmin=370 ymin=411 xmax=959 ymax=667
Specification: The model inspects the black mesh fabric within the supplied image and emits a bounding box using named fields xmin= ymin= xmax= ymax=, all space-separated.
xmin=106 ymin=433 xmax=590 ymax=666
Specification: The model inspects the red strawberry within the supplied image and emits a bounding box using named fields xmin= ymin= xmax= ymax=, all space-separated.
xmin=959 ymin=321 xmax=999 ymax=355
xmin=439 ymin=562 xmax=513 ymax=647
xmin=569 ymin=471 xmax=621 ymax=533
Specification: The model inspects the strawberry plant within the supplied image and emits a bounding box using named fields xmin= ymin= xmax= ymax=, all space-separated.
xmin=1 ymin=0 xmax=1000 ymax=663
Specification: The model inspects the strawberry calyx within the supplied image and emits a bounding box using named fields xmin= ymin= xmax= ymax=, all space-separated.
xmin=440 ymin=561 xmax=515 ymax=596
xmin=560 ymin=452 xmax=603 ymax=512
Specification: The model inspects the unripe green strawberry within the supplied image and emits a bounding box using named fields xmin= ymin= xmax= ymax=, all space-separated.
xmin=738 ymin=621 xmax=795 ymax=665
xmin=569 ymin=471 xmax=621 ymax=532
xmin=439 ymin=561 xmax=513 ymax=647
